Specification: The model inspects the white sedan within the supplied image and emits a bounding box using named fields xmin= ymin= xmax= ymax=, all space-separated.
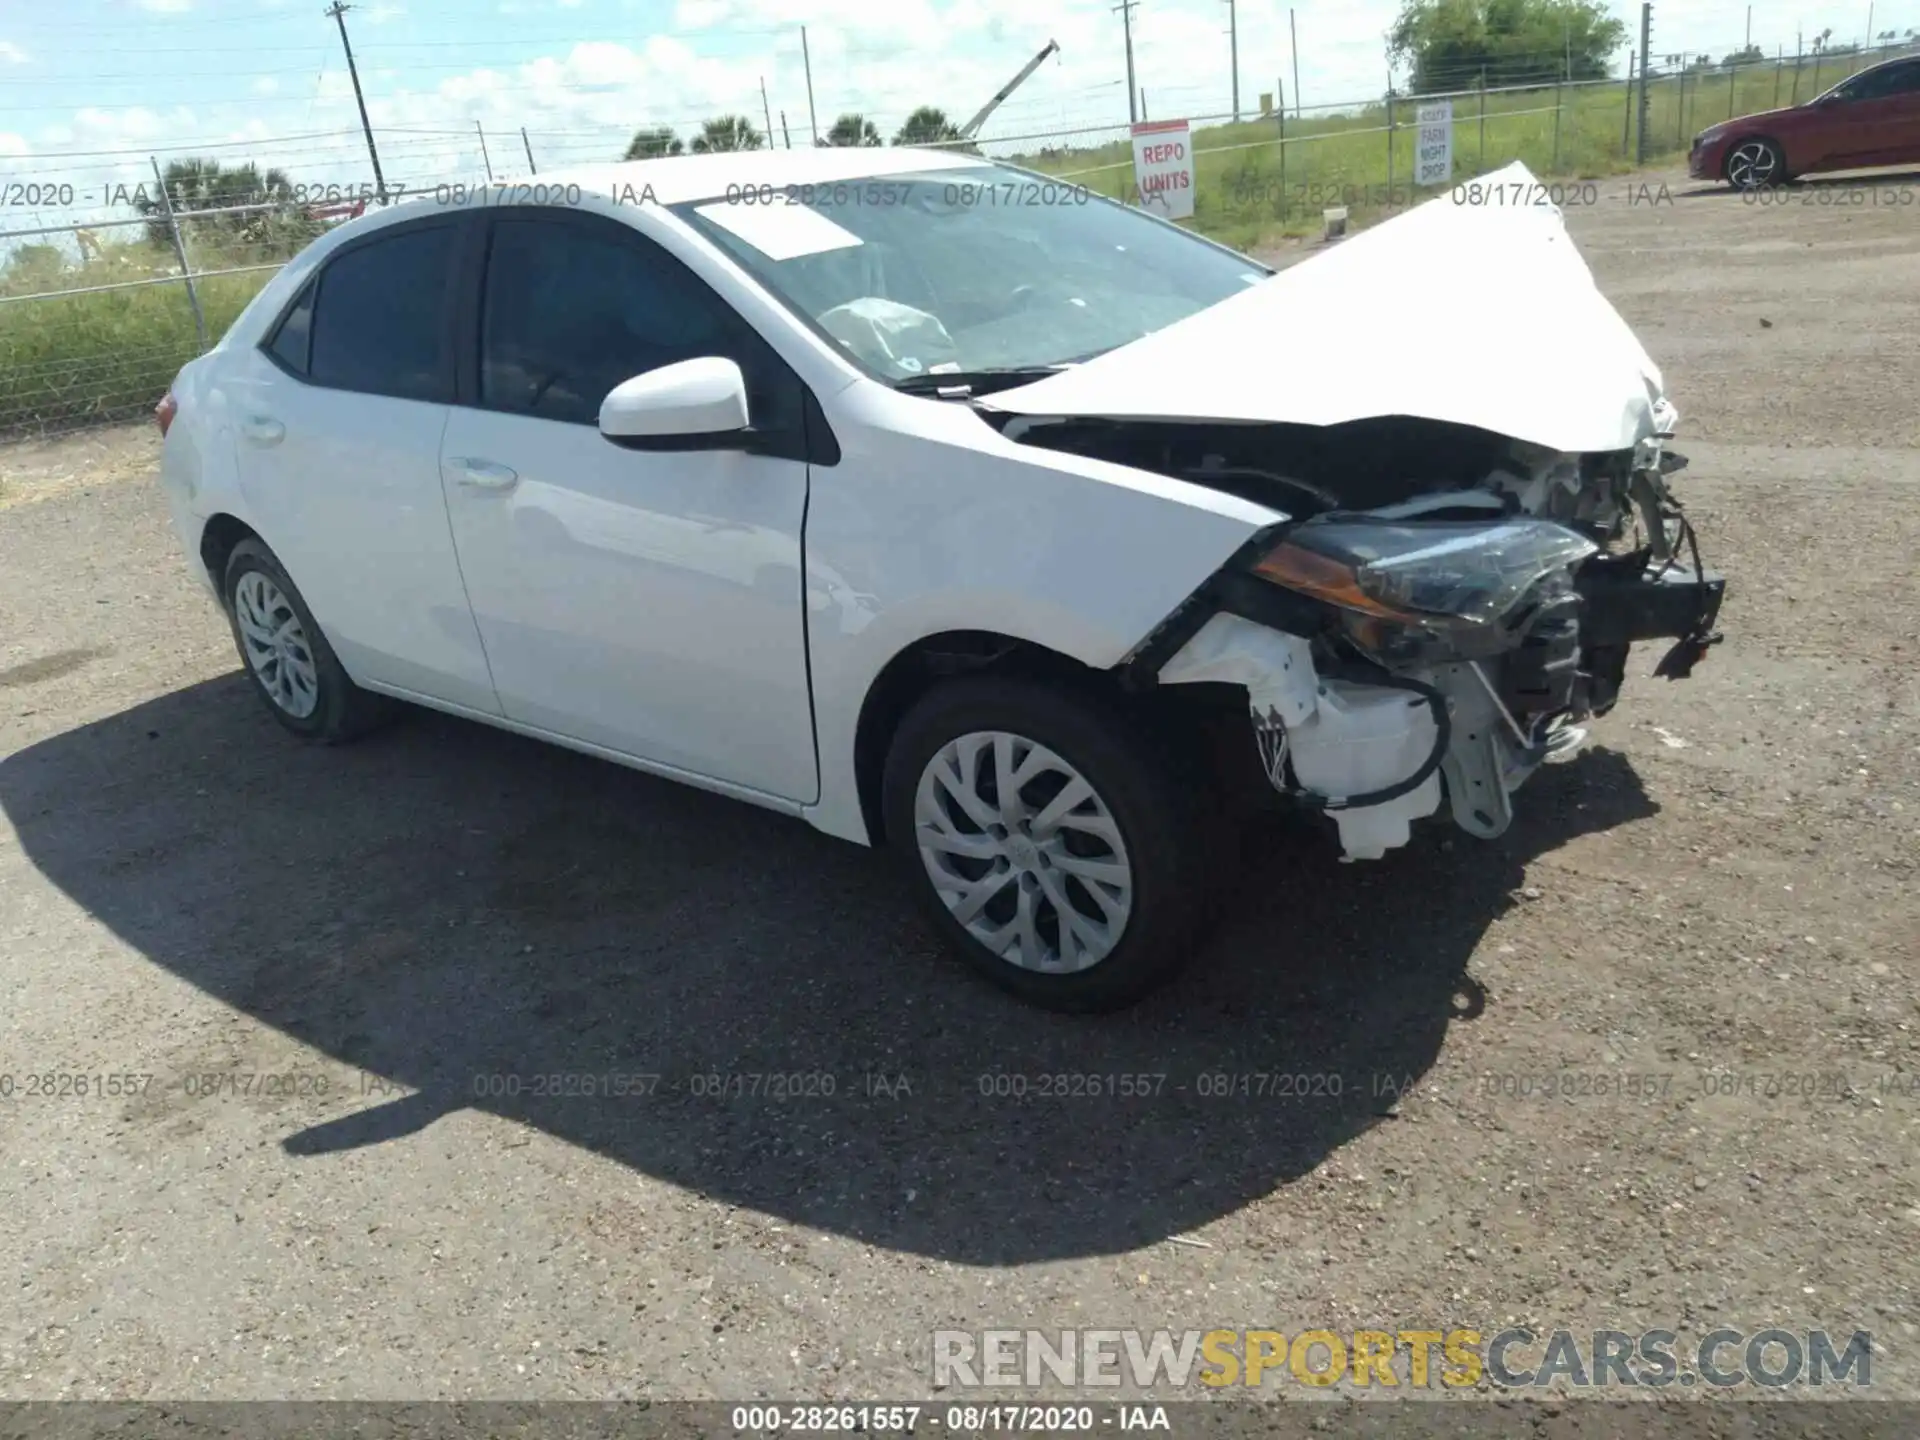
xmin=157 ymin=148 xmax=1725 ymax=1011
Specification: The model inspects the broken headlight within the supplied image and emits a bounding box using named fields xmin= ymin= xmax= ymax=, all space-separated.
xmin=1251 ymin=517 xmax=1600 ymax=630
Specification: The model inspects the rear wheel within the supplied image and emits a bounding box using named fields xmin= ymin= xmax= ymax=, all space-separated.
xmin=1725 ymin=137 xmax=1786 ymax=190
xmin=223 ymin=538 xmax=392 ymax=743
xmin=882 ymin=674 xmax=1215 ymax=1012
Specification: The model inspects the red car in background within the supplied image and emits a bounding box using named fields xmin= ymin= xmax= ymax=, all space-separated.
xmin=1690 ymin=54 xmax=1920 ymax=188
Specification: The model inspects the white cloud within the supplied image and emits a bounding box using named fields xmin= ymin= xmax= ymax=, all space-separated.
xmin=0 ymin=40 xmax=27 ymax=64
xmin=0 ymin=132 xmax=30 ymax=158
xmin=130 ymin=0 xmax=194 ymax=12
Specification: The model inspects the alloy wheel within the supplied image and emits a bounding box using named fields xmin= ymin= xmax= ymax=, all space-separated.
xmin=912 ymin=730 xmax=1134 ymax=973
xmin=1725 ymin=140 xmax=1780 ymax=190
xmin=233 ymin=570 xmax=321 ymax=719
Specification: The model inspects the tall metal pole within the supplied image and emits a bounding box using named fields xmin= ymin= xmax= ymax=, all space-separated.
xmin=1289 ymin=8 xmax=1302 ymax=117
xmin=1115 ymin=0 xmax=1139 ymax=125
xmin=760 ymin=77 xmax=775 ymax=145
xmin=1276 ymin=77 xmax=1287 ymax=217
xmin=151 ymin=156 xmax=206 ymax=351
xmin=475 ymin=120 xmax=493 ymax=181
xmin=1635 ymin=2 xmax=1653 ymax=166
xmin=1384 ymin=74 xmax=1394 ymax=205
xmin=781 ymin=110 xmax=792 ymax=148
xmin=521 ymin=126 xmax=537 ymax=174
xmin=1622 ymin=50 xmax=1635 ymax=155
xmin=800 ymin=27 xmax=819 ymax=143
xmin=325 ymin=1 xmax=387 ymax=204
xmin=1225 ymin=0 xmax=1239 ymax=121
xmin=1478 ymin=69 xmax=1487 ymax=169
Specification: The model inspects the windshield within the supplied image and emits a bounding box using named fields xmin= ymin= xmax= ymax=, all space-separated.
xmin=671 ymin=163 xmax=1269 ymax=382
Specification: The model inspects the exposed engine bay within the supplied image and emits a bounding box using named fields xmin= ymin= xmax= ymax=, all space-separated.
xmin=990 ymin=408 xmax=1726 ymax=861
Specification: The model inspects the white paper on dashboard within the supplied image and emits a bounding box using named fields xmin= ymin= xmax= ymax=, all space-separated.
xmin=692 ymin=200 xmax=865 ymax=261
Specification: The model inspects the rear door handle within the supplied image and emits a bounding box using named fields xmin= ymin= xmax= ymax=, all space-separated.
xmin=239 ymin=415 xmax=285 ymax=446
xmin=448 ymin=457 xmax=519 ymax=491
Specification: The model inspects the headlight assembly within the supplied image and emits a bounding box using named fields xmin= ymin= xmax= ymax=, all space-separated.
xmin=1250 ymin=516 xmax=1600 ymax=630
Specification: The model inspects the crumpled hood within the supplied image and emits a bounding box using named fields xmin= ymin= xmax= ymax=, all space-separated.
xmin=984 ymin=161 xmax=1670 ymax=455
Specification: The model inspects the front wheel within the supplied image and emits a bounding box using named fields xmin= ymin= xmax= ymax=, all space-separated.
xmin=881 ymin=674 xmax=1215 ymax=1012
xmin=1725 ymin=137 xmax=1786 ymax=190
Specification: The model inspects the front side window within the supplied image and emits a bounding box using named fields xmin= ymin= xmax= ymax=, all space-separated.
xmin=479 ymin=215 xmax=796 ymax=430
xmin=671 ymin=163 xmax=1268 ymax=382
xmin=1831 ymin=62 xmax=1920 ymax=101
xmin=308 ymin=224 xmax=456 ymax=402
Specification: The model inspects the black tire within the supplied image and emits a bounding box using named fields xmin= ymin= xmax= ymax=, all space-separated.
xmin=222 ymin=537 xmax=393 ymax=743
xmin=881 ymin=673 xmax=1217 ymax=1012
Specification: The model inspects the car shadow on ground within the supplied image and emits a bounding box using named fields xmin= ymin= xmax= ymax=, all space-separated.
xmin=0 ymin=676 xmax=1657 ymax=1264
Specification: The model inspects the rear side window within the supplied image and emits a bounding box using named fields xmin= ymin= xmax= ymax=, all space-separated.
xmin=265 ymin=281 xmax=314 ymax=375
xmin=479 ymin=215 xmax=801 ymax=433
xmin=307 ymin=225 xmax=456 ymax=402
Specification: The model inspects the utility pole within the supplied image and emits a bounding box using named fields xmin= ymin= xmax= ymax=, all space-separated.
xmin=800 ymin=26 xmax=819 ymax=143
xmin=781 ymin=110 xmax=792 ymax=148
xmin=1635 ymin=1 xmax=1653 ymax=166
xmin=1745 ymin=5 xmax=1752 ymax=47
xmin=1115 ymin=0 xmax=1139 ymax=125
xmin=1289 ymin=8 xmax=1301 ymax=117
xmin=475 ymin=120 xmax=493 ymax=182
xmin=324 ymin=1 xmax=388 ymax=204
xmin=760 ymin=76 xmax=775 ymax=146
xmin=1224 ymin=0 xmax=1239 ymax=121
xmin=521 ymin=126 xmax=536 ymax=174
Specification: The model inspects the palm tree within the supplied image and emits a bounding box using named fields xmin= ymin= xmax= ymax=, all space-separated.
xmin=624 ymin=126 xmax=683 ymax=160
xmin=892 ymin=106 xmax=963 ymax=147
xmin=690 ymin=115 xmax=764 ymax=153
xmin=826 ymin=113 xmax=883 ymax=147
xmin=134 ymin=158 xmax=309 ymax=252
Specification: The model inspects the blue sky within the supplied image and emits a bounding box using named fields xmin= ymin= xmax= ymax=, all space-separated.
xmin=0 ymin=0 xmax=1909 ymax=224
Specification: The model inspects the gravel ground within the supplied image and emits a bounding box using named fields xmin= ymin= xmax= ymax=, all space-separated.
xmin=1 ymin=166 xmax=1917 ymax=1406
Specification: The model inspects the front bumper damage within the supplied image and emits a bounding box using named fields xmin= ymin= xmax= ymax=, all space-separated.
xmin=1137 ymin=538 xmax=1725 ymax=861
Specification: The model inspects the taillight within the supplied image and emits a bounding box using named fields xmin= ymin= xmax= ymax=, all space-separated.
xmin=155 ymin=390 xmax=178 ymax=438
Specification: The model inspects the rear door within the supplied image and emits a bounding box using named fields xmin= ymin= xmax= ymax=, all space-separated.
xmin=226 ymin=216 xmax=500 ymax=714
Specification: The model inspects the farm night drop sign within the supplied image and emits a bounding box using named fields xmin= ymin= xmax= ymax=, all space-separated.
xmin=1130 ymin=119 xmax=1195 ymax=221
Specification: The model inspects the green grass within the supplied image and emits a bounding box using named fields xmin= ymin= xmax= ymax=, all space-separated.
xmin=0 ymin=46 xmax=1911 ymax=436
xmin=1015 ymin=49 xmax=1917 ymax=249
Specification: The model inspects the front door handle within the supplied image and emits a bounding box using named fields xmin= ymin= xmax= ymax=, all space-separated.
xmin=448 ymin=457 xmax=519 ymax=491
xmin=239 ymin=415 xmax=285 ymax=446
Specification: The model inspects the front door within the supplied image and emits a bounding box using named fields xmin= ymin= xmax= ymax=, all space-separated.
xmin=438 ymin=210 xmax=819 ymax=803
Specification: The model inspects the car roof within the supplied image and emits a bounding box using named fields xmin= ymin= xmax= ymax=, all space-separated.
xmin=487 ymin=144 xmax=994 ymax=207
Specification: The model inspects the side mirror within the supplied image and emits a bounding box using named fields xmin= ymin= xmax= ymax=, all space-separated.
xmin=599 ymin=357 xmax=750 ymax=451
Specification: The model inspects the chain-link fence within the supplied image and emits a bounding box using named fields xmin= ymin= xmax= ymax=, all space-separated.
xmin=0 ymin=187 xmax=355 ymax=437
xmin=1 ymin=38 xmax=1913 ymax=440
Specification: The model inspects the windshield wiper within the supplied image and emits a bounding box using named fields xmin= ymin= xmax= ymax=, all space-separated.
xmin=891 ymin=364 xmax=1069 ymax=398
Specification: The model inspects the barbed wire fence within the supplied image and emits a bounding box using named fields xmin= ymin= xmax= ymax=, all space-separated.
xmin=1 ymin=33 xmax=1916 ymax=441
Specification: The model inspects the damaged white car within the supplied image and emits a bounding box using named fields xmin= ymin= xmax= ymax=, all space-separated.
xmin=156 ymin=149 xmax=1724 ymax=1011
